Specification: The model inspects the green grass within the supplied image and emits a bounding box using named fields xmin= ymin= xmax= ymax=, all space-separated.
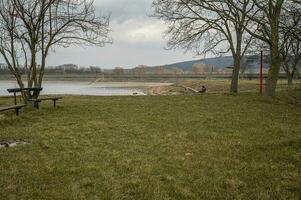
xmin=1 ymin=92 xmax=301 ymax=199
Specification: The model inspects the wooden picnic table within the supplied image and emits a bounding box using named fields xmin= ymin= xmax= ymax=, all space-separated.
xmin=7 ymin=87 xmax=43 ymax=105
xmin=2 ymin=87 xmax=62 ymax=115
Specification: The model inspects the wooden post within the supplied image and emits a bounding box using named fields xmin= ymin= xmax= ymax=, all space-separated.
xmin=260 ymin=50 xmax=263 ymax=94
xmin=14 ymin=92 xmax=17 ymax=105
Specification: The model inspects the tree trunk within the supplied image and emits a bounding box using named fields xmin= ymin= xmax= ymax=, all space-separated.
xmin=230 ymin=54 xmax=241 ymax=94
xmin=13 ymin=73 xmax=30 ymax=103
xmin=266 ymin=22 xmax=281 ymax=97
xmin=28 ymin=46 xmax=37 ymax=88
xmin=266 ymin=49 xmax=281 ymax=96
xmin=287 ymin=73 xmax=293 ymax=85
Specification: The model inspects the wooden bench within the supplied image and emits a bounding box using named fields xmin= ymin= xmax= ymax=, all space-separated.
xmin=7 ymin=87 xmax=43 ymax=105
xmin=29 ymin=97 xmax=62 ymax=109
xmin=0 ymin=104 xmax=27 ymax=116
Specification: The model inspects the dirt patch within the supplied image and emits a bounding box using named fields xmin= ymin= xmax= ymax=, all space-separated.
xmin=149 ymin=80 xmax=209 ymax=95
xmin=0 ymin=140 xmax=30 ymax=148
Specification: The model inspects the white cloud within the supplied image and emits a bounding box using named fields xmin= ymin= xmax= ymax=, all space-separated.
xmin=112 ymin=19 xmax=165 ymax=46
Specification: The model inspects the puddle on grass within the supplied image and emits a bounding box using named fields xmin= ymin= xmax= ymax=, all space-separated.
xmin=0 ymin=140 xmax=30 ymax=148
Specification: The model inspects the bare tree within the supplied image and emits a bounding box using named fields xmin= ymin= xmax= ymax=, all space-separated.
xmin=281 ymin=39 xmax=301 ymax=84
xmin=0 ymin=0 xmax=111 ymax=100
xmin=152 ymin=0 xmax=253 ymax=93
xmin=192 ymin=63 xmax=206 ymax=74
xmin=240 ymin=0 xmax=301 ymax=96
xmin=279 ymin=1 xmax=301 ymax=85
xmin=154 ymin=66 xmax=165 ymax=75
xmin=113 ymin=67 xmax=124 ymax=75
xmin=89 ymin=66 xmax=102 ymax=74
xmin=133 ymin=65 xmax=147 ymax=75
xmin=171 ymin=67 xmax=183 ymax=75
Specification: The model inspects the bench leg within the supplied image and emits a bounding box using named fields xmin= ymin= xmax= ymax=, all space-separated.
xmin=53 ymin=100 xmax=57 ymax=108
xmin=35 ymin=101 xmax=39 ymax=109
xmin=15 ymin=108 xmax=20 ymax=116
xmin=14 ymin=93 xmax=17 ymax=105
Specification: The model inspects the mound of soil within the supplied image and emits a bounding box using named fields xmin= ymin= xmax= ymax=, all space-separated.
xmin=0 ymin=140 xmax=30 ymax=148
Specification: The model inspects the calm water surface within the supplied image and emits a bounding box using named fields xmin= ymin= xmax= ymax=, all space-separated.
xmin=0 ymin=81 xmax=147 ymax=96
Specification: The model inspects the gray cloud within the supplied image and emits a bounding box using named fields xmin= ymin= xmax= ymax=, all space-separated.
xmin=94 ymin=0 xmax=153 ymax=24
xmin=1 ymin=0 xmax=195 ymax=69
xmin=48 ymin=0 xmax=195 ymax=68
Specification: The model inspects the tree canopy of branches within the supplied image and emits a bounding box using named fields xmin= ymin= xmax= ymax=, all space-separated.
xmin=280 ymin=38 xmax=301 ymax=84
xmin=153 ymin=0 xmax=301 ymax=96
xmin=0 ymin=0 xmax=111 ymax=100
xmin=152 ymin=0 xmax=254 ymax=93
xmin=279 ymin=1 xmax=301 ymax=84
xmin=240 ymin=0 xmax=301 ymax=96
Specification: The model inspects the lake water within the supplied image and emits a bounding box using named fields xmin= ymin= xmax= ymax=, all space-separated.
xmin=0 ymin=81 xmax=149 ymax=96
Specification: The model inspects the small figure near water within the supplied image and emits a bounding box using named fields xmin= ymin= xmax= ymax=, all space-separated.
xmin=199 ymin=86 xmax=207 ymax=93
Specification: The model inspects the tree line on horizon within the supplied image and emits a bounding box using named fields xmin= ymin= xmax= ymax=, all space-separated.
xmin=0 ymin=57 xmax=273 ymax=76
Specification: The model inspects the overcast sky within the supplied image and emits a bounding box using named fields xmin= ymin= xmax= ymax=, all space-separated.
xmin=46 ymin=0 xmax=196 ymax=69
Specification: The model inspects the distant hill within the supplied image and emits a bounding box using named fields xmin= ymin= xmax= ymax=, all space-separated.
xmin=163 ymin=56 xmax=234 ymax=71
xmin=156 ymin=55 xmax=270 ymax=72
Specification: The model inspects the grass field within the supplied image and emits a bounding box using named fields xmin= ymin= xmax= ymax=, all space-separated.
xmin=1 ymin=90 xmax=301 ymax=199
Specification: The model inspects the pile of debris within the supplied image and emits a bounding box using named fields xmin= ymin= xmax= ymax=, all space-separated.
xmin=149 ymin=82 xmax=207 ymax=96
xmin=0 ymin=140 xmax=30 ymax=148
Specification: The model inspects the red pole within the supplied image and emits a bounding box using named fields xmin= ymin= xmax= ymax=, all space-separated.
xmin=260 ymin=50 xmax=263 ymax=94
